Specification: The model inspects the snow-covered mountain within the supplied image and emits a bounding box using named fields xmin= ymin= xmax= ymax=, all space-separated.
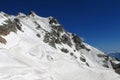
xmin=109 ymin=52 xmax=120 ymax=61
xmin=0 ymin=11 xmax=120 ymax=80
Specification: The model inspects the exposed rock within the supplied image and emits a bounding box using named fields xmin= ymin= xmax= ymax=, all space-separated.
xmin=115 ymin=69 xmax=120 ymax=74
xmin=49 ymin=17 xmax=58 ymax=24
xmin=49 ymin=40 xmax=56 ymax=48
xmin=36 ymin=34 xmax=40 ymax=38
xmin=110 ymin=61 xmax=120 ymax=74
xmin=16 ymin=24 xmax=22 ymax=32
xmin=34 ymin=21 xmax=41 ymax=30
xmin=55 ymin=38 xmax=61 ymax=44
xmin=36 ymin=25 xmax=41 ymax=29
xmin=97 ymin=54 xmax=109 ymax=61
xmin=43 ymin=33 xmax=50 ymax=43
xmin=61 ymin=48 xmax=69 ymax=53
xmin=29 ymin=11 xmax=36 ymax=17
xmin=0 ymin=36 xmax=7 ymax=44
xmin=72 ymin=34 xmax=82 ymax=50
xmin=80 ymin=56 xmax=86 ymax=62
xmin=70 ymin=53 xmax=74 ymax=56
xmin=86 ymin=62 xmax=89 ymax=67
xmin=14 ymin=18 xmax=23 ymax=31
xmin=0 ymin=20 xmax=18 ymax=36
xmin=61 ymin=34 xmax=72 ymax=47
xmin=80 ymin=44 xmax=90 ymax=51
xmin=103 ymin=63 xmax=109 ymax=68
xmin=50 ymin=30 xmax=59 ymax=37
xmin=14 ymin=18 xmax=20 ymax=22
xmin=57 ymin=25 xmax=64 ymax=32
xmin=51 ymin=25 xmax=64 ymax=33
xmin=0 ymin=25 xmax=10 ymax=35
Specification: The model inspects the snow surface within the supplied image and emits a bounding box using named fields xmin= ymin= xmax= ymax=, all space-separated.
xmin=0 ymin=12 xmax=120 ymax=80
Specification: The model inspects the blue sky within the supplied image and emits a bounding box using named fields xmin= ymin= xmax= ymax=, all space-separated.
xmin=0 ymin=0 xmax=120 ymax=53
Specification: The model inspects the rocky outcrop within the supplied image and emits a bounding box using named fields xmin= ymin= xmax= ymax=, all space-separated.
xmin=61 ymin=34 xmax=72 ymax=47
xmin=61 ymin=48 xmax=69 ymax=53
xmin=0 ymin=36 xmax=7 ymax=44
xmin=49 ymin=17 xmax=59 ymax=24
xmin=72 ymin=34 xmax=90 ymax=51
xmin=110 ymin=60 xmax=120 ymax=74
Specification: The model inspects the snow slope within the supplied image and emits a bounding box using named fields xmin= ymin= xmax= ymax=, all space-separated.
xmin=0 ymin=11 xmax=120 ymax=80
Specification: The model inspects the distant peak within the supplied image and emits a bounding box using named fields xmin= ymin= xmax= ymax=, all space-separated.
xmin=18 ymin=12 xmax=26 ymax=17
xmin=48 ymin=16 xmax=54 ymax=20
xmin=29 ymin=11 xmax=37 ymax=17
xmin=0 ymin=11 xmax=8 ymax=16
xmin=0 ymin=11 xmax=9 ymax=18
xmin=0 ymin=11 xmax=5 ymax=14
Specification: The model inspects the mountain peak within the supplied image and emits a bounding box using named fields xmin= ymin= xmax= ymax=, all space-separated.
xmin=29 ymin=11 xmax=37 ymax=17
xmin=18 ymin=12 xmax=26 ymax=17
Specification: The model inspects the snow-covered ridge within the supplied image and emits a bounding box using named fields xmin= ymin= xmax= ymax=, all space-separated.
xmin=0 ymin=11 xmax=120 ymax=80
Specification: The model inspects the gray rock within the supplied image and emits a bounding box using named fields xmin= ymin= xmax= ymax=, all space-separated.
xmin=80 ymin=56 xmax=86 ymax=62
xmin=49 ymin=40 xmax=56 ymax=48
xmin=72 ymin=34 xmax=82 ymax=50
xmin=49 ymin=17 xmax=58 ymax=24
xmin=86 ymin=62 xmax=89 ymax=67
xmin=61 ymin=48 xmax=69 ymax=53
xmin=70 ymin=53 xmax=74 ymax=56
xmin=61 ymin=34 xmax=72 ymax=47
xmin=43 ymin=33 xmax=50 ymax=43
xmin=55 ymin=38 xmax=61 ymax=44
xmin=36 ymin=34 xmax=40 ymax=38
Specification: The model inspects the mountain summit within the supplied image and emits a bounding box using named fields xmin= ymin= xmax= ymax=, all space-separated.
xmin=0 ymin=11 xmax=120 ymax=80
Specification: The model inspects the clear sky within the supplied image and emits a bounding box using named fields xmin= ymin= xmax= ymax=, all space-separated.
xmin=0 ymin=0 xmax=120 ymax=53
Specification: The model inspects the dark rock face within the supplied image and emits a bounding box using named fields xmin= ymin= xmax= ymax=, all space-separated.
xmin=80 ymin=56 xmax=86 ymax=62
xmin=0 ymin=19 xmax=24 ymax=44
xmin=103 ymin=63 xmax=109 ymax=68
xmin=61 ymin=34 xmax=72 ymax=47
xmin=72 ymin=34 xmax=83 ymax=50
xmin=0 ymin=36 xmax=7 ymax=44
xmin=72 ymin=34 xmax=82 ymax=45
xmin=43 ymin=32 xmax=57 ymax=48
xmin=0 ymin=20 xmax=17 ymax=35
xmin=72 ymin=34 xmax=90 ymax=51
xmin=49 ymin=17 xmax=58 ymax=24
xmin=70 ymin=53 xmax=74 ymax=56
xmin=51 ymin=25 xmax=64 ymax=33
xmin=43 ymin=33 xmax=50 ymax=43
xmin=43 ymin=31 xmax=60 ymax=48
xmin=50 ymin=30 xmax=60 ymax=37
xmin=34 ymin=21 xmax=41 ymax=30
xmin=97 ymin=54 xmax=109 ymax=61
xmin=36 ymin=34 xmax=40 ymax=38
xmin=29 ymin=11 xmax=36 ymax=17
xmin=97 ymin=54 xmax=109 ymax=68
xmin=49 ymin=40 xmax=56 ymax=48
xmin=57 ymin=26 xmax=64 ymax=32
xmin=43 ymin=17 xmax=91 ymax=52
xmin=55 ymin=38 xmax=61 ymax=44
xmin=110 ymin=61 xmax=120 ymax=74
xmin=80 ymin=44 xmax=90 ymax=51
xmin=49 ymin=17 xmax=64 ymax=33
xmin=14 ymin=18 xmax=23 ymax=32
xmin=86 ymin=62 xmax=89 ymax=67
xmin=61 ymin=48 xmax=69 ymax=53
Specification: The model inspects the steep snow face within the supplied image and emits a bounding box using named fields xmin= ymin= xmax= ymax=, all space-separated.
xmin=0 ymin=12 xmax=120 ymax=80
